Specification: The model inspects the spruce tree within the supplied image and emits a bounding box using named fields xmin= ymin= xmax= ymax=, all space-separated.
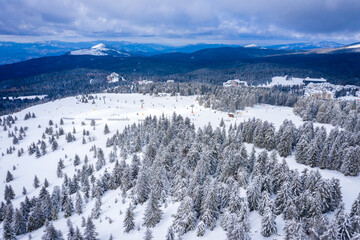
xmin=166 ymin=227 xmax=176 ymax=240
xmin=2 ymin=206 xmax=16 ymax=240
xmin=261 ymin=205 xmax=277 ymax=237
xmin=91 ymin=195 xmax=102 ymax=219
xmin=33 ymin=175 xmax=40 ymax=188
xmin=172 ymin=196 xmax=197 ymax=235
xmin=84 ymin=218 xmax=98 ymax=240
xmin=143 ymin=191 xmax=163 ymax=228
xmin=75 ymin=191 xmax=83 ymax=215
xmin=143 ymin=228 xmax=153 ymax=240
xmin=104 ymin=124 xmax=110 ymax=134
xmin=5 ymin=171 xmax=13 ymax=183
xmin=123 ymin=204 xmax=135 ymax=233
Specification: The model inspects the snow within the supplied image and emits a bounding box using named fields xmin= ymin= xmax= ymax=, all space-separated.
xmin=91 ymin=43 xmax=106 ymax=49
xmin=262 ymin=76 xmax=304 ymax=87
xmin=338 ymin=95 xmax=360 ymax=101
xmin=2 ymin=95 xmax=47 ymax=100
xmin=244 ymin=44 xmax=257 ymax=48
xmin=0 ymin=93 xmax=358 ymax=239
xmin=344 ymin=43 xmax=360 ymax=49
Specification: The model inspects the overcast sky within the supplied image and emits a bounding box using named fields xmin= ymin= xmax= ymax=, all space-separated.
xmin=1 ymin=0 xmax=360 ymax=45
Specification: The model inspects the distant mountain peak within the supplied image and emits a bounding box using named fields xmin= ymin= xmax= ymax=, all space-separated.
xmin=68 ymin=43 xmax=130 ymax=57
xmin=343 ymin=42 xmax=360 ymax=49
xmin=91 ymin=43 xmax=106 ymax=49
xmin=244 ymin=44 xmax=258 ymax=48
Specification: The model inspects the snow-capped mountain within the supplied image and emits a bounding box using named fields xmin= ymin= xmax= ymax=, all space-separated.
xmin=267 ymin=41 xmax=344 ymax=50
xmin=342 ymin=42 xmax=360 ymax=49
xmin=244 ymin=44 xmax=258 ymax=48
xmin=68 ymin=43 xmax=131 ymax=57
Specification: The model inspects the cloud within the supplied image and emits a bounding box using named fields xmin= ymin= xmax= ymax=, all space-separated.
xmin=0 ymin=0 xmax=359 ymax=43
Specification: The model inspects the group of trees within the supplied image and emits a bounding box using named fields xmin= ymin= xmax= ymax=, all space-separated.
xmin=236 ymin=118 xmax=360 ymax=176
xmin=2 ymin=112 xmax=360 ymax=239
xmin=294 ymin=96 xmax=360 ymax=132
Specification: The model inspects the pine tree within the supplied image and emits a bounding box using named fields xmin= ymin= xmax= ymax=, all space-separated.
xmin=5 ymin=171 xmax=13 ymax=183
xmin=143 ymin=191 xmax=163 ymax=228
xmin=172 ymin=196 xmax=197 ymax=235
xmin=36 ymin=146 xmax=41 ymax=158
xmin=52 ymin=140 xmax=58 ymax=151
xmin=74 ymin=154 xmax=81 ymax=166
xmin=13 ymin=208 xmax=26 ymax=235
xmin=91 ymin=195 xmax=102 ymax=219
xmin=41 ymin=141 xmax=46 ymax=155
xmin=196 ymin=220 xmax=206 ymax=236
xmin=41 ymin=223 xmax=63 ymax=240
xmin=34 ymin=175 xmax=40 ymax=188
xmin=4 ymin=185 xmax=15 ymax=203
xmin=261 ymin=205 xmax=277 ymax=237
xmin=84 ymin=218 xmax=98 ymax=240
xmin=104 ymin=124 xmax=110 ymax=134
xmin=74 ymin=227 xmax=84 ymax=240
xmin=123 ymin=204 xmax=135 ymax=233
xmin=2 ymin=206 xmax=16 ymax=240
xmin=64 ymin=196 xmax=74 ymax=218
xmin=200 ymin=184 xmax=218 ymax=230
xmin=136 ymin=167 xmax=151 ymax=204
xmin=166 ymin=227 xmax=176 ymax=240
xmin=143 ymin=229 xmax=153 ymax=240
xmin=75 ymin=191 xmax=83 ymax=215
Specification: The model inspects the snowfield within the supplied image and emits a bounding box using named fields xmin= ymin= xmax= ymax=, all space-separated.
xmin=262 ymin=76 xmax=304 ymax=87
xmin=0 ymin=93 xmax=359 ymax=239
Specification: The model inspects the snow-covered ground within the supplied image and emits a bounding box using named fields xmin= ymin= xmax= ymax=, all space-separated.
xmin=0 ymin=93 xmax=358 ymax=239
xmin=262 ymin=76 xmax=304 ymax=87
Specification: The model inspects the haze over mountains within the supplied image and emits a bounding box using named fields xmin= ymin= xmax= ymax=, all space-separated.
xmin=0 ymin=40 xmax=353 ymax=65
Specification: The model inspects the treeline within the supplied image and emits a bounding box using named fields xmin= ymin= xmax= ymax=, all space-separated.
xmin=294 ymin=97 xmax=360 ymax=132
xmin=238 ymin=118 xmax=360 ymax=176
xmin=198 ymin=86 xmax=302 ymax=112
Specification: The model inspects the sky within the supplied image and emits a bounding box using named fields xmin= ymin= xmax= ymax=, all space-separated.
xmin=0 ymin=0 xmax=360 ymax=45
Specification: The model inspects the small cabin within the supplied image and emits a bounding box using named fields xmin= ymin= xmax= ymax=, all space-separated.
xmin=228 ymin=113 xmax=235 ymax=118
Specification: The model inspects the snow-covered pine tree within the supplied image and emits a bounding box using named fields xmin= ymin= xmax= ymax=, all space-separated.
xmin=5 ymin=171 xmax=13 ymax=183
xmin=75 ymin=191 xmax=83 ymax=215
xmin=143 ymin=190 xmax=163 ymax=228
xmin=2 ymin=205 xmax=16 ymax=240
xmin=84 ymin=218 xmax=98 ymax=240
xmin=261 ymin=205 xmax=277 ymax=237
xmin=172 ymin=196 xmax=197 ymax=235
xmin=104 ymin=124 xmax=110 ymax=134
xmin=91 ymin=195 xmax=102 ymax=219
xmin=41 ymin=223 xmax=64 ymax=240
xmin=143 ymin=228 xmax=153 ymax=240
xmin=123 ymin=204 xmax=135 ymax=233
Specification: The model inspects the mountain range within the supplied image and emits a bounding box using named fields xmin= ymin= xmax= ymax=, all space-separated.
xmin=0 ymin=40 xmax=353 ymax=65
